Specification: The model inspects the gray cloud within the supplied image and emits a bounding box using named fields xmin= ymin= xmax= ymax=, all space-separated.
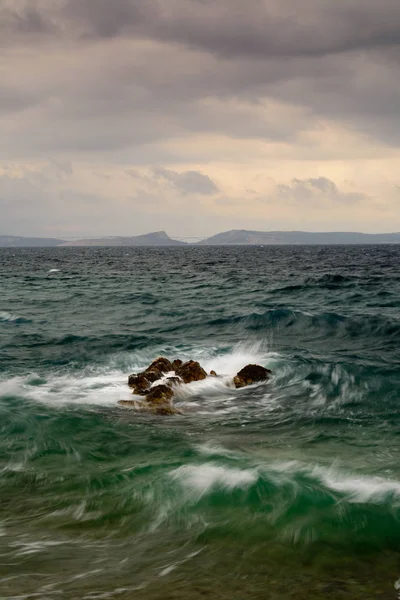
xmin=54 ymin=0 xmax=400 ymax=58
xmin=273 ymin=177 xmax=369 ymax=205
xmin=0 ymin=2 xmax=55 ymax=37
xmin=4 ymin=1 xmax=400 ymax=59
xmin=153 ymin=167 xmax=219 ymax=195
xmin=1 ymin=0 xmax=400 ymax=157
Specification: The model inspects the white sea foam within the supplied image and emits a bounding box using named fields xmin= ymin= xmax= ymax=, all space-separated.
xmin=195 ymin=443 xmax=241 ymax=460
xmin=172 ymin=375 xmax=234 ymax=399
xmin=312 ymin=464 xmax=400 ymax=503
xmin=268 ymin=461 xmax=400 ymax=504
xmin=170 ymin=463 xmax=258 ymax=499
xmin=0 ymin=372 xmax=128 ymax=407
xmin=200 ymin=340 xmax=278 ymax=376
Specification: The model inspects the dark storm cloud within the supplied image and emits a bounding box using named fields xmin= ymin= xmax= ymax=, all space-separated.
xmin=60 ymin=0 xmax=400 ymax=58
xmin=3 ymin=0 xmax=400 ymax=58
xmin=1 ymin=0 xmax=400 ymax=157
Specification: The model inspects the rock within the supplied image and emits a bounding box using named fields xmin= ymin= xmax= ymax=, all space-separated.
xmin=172 ymin=359 xmax=183 ymax=371
xmin=145 ymin=384 xmax=174 ymax=405
xmin=128 ymin=369 xmax=162 ymax=395
xmin=176 ymin=360 xmax=207 ymax=384
xmin=210 ymin=370 xmax=217 ymax=377
xmin=146 ymin=357 xmax=173 ymax=374
xmin=145 ymin=369 xmax=162 ymax=383
xmin=128 ymin=372 xmax=151 ymax=395
xmin=165 ymin=376 xmax=181 ymax=387
xmin=233 ymin=364 xmax=272 ymax=389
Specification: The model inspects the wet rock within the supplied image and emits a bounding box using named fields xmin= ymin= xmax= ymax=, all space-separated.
xmin=145 ymin=384 xmax=174 ymax=405
xmin=176 ymin=360 xmax=207 ymax=384
xmin=210 ymin=370 xmax=217 ymax=377
xmin=128 ymin=369 xmax=162 ymax=395
xmin=128 ymin=373 xmax=151 ymax=395
xmin=165 ymin=376 xmax=181 ymax=387
xmin=144 ymin=369 xmax=162 ymax=383
xmin=146 ymin=357 xmax=173 ymax=374
xmin=233 ymin=364 xmax=272 ymax=389
xmin=172 ymin=359 xmax=183 ymax=371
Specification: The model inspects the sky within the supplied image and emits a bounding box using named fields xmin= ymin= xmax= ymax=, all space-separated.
xmin=1 ymin=0 xmax=400 ymax=238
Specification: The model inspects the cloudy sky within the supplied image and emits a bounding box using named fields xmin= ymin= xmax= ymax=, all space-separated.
xmin=1 ymin=0 xmax=400 ymax=238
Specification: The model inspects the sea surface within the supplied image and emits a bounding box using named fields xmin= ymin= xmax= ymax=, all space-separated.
xmin=0 ymin=245 xmax=400 ymax=599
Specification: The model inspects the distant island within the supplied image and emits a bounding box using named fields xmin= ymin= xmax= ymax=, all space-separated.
xmin=1 ymin=229 xmax=400 ymax=247
xmin=0 ymin=231 xmax=184 ymax=247
xmin=196 ymin=230 xmax=400 ymax=245
xmin=60 ymin=231 xmax=186 ymax=247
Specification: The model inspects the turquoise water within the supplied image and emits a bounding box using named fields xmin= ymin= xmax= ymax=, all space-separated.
xmin=1 ymin=245 xmax=400 ymax=599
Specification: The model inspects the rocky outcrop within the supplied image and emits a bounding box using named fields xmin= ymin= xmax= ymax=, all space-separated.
xmin=128 ymin=369 xmax=161 ymax=395
xmin=123 ymin=357 xmax=273 ymax=416
xmin=176 ymin=360 xmax=207 ymax=384
xmin=119 ymin=384 xmax=175 ymax=414
xmin=127 ymin=357 xmax=172 ymax=395
xmin=146 ymin=357 xmax=173 ymax=374
xmin=146 ymin=384 xmax=174 ymax=406
xmin=233 ymin=364 xmax=272 ymax=388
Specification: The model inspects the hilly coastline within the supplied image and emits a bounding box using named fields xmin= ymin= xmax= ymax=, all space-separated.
xmin=0 ymin=235 xmax=65 ymax=247
xmin=60 ymin=231 xmax=186 ymax=247
xmin=1 ymin=229 xmax=400 ymax=247
xmin=197 ymin=229 xmax=400 ymax=245
xmin=0 ymin=231 xmax=185 ymax=247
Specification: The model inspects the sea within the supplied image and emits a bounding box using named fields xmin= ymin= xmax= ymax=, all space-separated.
xmin=0 ymin=245 xmax=399 ymax=600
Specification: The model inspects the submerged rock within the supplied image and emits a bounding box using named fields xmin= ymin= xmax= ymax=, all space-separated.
xmin=151 ymin=404 xmax=181 ymax=416
xmin=176 ymin=360 xmax=207 ymax=384
xmin=233 ymin=364 xmax=272 ymax=389
xmin=145 ymin=384 xmax=174 ymax=405
xmin=146 ymin=357 xmax=173 ymax=374
xmin=210 ymin=370 xmax=217 ymax=377
xmin=172 ymin=359 xmax=183 ymax=371
xmin=118 ymin=399 xmax=143 ymax=408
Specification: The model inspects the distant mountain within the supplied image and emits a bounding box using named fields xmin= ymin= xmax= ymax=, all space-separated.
xmin=0 ymin=235 xmax=65 ymax=247
xmin=197 ymin=230 xmax=400 ymax=245
xmin=2 ymin=230 xmax=400 ymax=248
xmin=61 ymin=231 xmax=186 ymax=247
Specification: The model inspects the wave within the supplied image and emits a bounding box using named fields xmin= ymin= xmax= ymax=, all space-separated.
xmin=133 ymin=451 xmax=400 ymax=547
xmin=0 ymin=338 xmax=397 ymax=424
xmin=170 ymin=459 xmax=400 ymax=507
xmin=0 ymin=310 xmax=31 ymax=324
xmin=221 ymin=308 xmax=400 ymax=342
xmin=171 ymin=464 xmax=259 ymax=499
